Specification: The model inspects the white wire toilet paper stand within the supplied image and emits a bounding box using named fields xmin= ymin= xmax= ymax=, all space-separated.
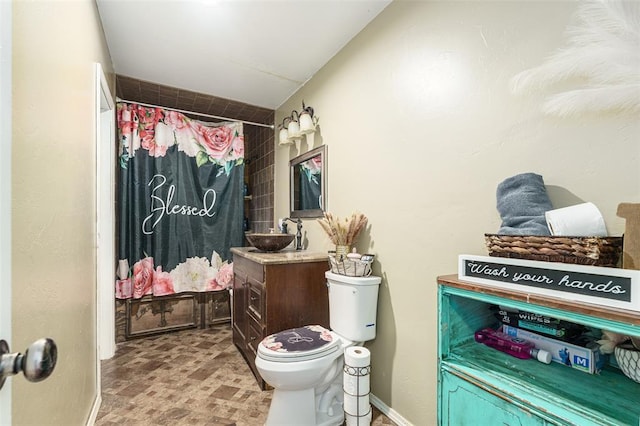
xmin=343 ymin=364 xmax=372 ymax=425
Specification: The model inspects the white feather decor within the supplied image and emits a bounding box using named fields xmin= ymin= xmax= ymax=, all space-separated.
xmin=510 ymin=0 xmax=640 ymax=117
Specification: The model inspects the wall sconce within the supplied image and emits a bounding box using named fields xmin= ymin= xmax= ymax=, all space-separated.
xmin=278 ymin=101 xmax=319 ymax=147
xmin=287 ymin=110 xmax=301 ymax=140
xmin=299 ymin=103 xmax=318 ymax=135
xmin=278 ymin=118 xmax=291 ymax=146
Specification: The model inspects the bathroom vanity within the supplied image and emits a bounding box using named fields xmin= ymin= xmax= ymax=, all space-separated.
xmin=231 ymin=247 xmax=330 ymax=389
xmin=438 ymin=275 xmax=640 ymax=425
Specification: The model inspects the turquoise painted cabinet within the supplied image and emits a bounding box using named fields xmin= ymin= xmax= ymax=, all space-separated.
xmin=441 ymin=370 xmax=550 ymax=425
xmin=438 ymin=275 xmax=640 ymax=426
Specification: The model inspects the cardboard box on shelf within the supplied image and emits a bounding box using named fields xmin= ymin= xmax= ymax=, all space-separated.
xmin=502 ymin=324 xmax=605 ymax=374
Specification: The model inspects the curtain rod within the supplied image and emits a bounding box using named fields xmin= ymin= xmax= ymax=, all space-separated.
xmin=117 ymin=98 xmax=275 ymax=129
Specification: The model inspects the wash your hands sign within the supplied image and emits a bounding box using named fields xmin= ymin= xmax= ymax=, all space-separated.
xmin=459 ymin=255 xmax=640 ymax=312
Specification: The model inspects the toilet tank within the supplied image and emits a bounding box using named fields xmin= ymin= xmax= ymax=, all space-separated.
xmin=325 ymin=271 xmax=381 ymax=342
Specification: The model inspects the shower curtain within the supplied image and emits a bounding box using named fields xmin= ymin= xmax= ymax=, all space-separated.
xmin=115 ymin=102 xmax=244 ymax=299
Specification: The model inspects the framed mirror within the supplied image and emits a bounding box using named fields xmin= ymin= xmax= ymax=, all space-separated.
xmin=290 ymin=145 xmax=326 ymax=218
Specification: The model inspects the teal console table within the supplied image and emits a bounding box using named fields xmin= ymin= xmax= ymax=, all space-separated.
xmin=438 ymin=274 xmax=640 ymax=425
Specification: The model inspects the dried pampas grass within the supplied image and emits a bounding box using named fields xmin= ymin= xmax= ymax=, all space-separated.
xmin=318 ymin=212 xmax=368 ymax=246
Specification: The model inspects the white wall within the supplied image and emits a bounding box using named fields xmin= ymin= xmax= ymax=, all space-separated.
xmin=275 ymin=1 xmax=639 ymax=423
xmin=12 ymin=1 xmax=114 ymax=423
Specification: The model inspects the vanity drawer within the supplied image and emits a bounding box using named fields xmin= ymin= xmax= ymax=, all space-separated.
xmin=246 ymin=317 xmax=264 ymax=358
xmin=233 ymin=254 xmax=264 ymax=283
xmin=247 ymin=280 xmax=265 ymax=324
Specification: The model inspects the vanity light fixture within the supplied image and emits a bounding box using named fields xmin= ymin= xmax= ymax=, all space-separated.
xmin=278 ymin=101 xmax=319 ymax=147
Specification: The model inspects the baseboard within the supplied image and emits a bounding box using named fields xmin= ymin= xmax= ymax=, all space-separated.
xmin=370 ymin=393 xmax=412 ymax=426
xmin=86 ymin=393 xmax=102 ymax=426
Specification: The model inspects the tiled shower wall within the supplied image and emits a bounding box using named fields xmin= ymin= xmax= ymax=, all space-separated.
xmin=115 ymin=75 xmax=275 ymax=234
xmin=244 ymin=125 xmax=275 ymax=233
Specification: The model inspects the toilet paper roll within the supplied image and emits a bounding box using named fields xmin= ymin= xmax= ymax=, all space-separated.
xmin=344 ymin=369 xmax=370 ymax=397
xmin=545 ymin=202 xmax=608 ymax=237
xmin=345 ymin=346 xmax=370 ymax=368
xmin=346 ymin=410 xmax=372 ymax=426
xmin=344 ymin=394 xmax=370 ymax=417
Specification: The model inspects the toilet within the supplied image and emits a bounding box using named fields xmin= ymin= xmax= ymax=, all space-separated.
xmin=255 ymin=271 xmax=381 ymax=426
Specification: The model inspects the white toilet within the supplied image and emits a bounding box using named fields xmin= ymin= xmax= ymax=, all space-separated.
xmin=255 ymin=271 xmax=381 ymax=426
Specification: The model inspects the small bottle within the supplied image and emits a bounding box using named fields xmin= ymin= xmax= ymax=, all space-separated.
xmin=346 ymin=248 xmax=362 ymax=260
xmin=474 ymin=328 xmax=551 ymax=364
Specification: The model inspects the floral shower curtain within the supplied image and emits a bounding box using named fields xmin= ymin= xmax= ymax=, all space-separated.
xmin=115 ymin=102 xmax=244 ymax=299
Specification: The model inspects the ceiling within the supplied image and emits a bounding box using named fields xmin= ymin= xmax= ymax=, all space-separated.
xmin=96 ymin=0 xmax=392 ymax=110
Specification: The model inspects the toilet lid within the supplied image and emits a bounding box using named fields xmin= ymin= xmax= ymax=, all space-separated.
xmin=258 ymin=325 xmax=340 ymax=362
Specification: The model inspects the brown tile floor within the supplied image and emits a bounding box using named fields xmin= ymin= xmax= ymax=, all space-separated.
xmin=96 ymin=324 xmax=395 ymax=425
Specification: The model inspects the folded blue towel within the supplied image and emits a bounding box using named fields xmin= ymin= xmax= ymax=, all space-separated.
xmin=496 ymin=173 xmax=553 ymax=235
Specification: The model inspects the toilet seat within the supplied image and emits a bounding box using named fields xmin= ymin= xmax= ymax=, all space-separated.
xmin=258 ymin=325 xmax=341 ymax=363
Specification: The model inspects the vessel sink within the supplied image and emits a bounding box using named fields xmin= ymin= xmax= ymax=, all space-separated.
xmin=245 ymin=233 xmax=295 ymax=252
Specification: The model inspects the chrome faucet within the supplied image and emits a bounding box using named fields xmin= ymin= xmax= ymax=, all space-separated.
xmin=282 ymin=217 xmax=303 ymax=250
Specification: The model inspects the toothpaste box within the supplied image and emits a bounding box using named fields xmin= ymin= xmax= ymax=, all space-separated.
xmin=502 ymin=325 xmax=605 ymax=374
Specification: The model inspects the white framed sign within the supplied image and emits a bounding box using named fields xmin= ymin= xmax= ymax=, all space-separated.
xmin=459 ymin=255 xmax=640 ymax=313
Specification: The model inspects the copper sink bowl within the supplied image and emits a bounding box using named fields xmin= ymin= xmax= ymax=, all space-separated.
xmin=245 ymin=233 xmax=295 ymax=252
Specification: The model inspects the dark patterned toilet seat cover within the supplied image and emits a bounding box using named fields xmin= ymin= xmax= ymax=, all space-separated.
xmin=261 ymin=325 xmax=333 ymax=353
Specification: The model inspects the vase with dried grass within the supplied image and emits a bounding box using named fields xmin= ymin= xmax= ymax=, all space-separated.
xmin=317 ymin=212 xmax=368 ymax=259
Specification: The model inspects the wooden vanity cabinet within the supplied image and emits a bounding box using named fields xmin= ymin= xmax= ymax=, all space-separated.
xmin=438 ymin=274 xmax=640 ymax=426
xmin=231 ymin=248 xmax=330 ymax=389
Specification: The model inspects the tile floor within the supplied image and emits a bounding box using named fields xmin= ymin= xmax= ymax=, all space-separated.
xmin=96 ymin=324 xmax=395 ymax=425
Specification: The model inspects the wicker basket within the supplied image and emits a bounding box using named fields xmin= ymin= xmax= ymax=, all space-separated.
xmin=328 ymin=254 xmax=373 ymax=277
xmin=484 ymin=234 xmax=623 ymax=267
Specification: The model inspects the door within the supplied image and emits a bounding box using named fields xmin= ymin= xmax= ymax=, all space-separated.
xmin=4 ymin=3 xmax=112 ymax=423
xmin=0 ymin=1 xmax=12 ymax=423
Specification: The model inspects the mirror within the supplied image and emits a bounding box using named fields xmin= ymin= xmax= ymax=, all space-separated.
xmin=290 ymin=145 xmax=326 ymax=218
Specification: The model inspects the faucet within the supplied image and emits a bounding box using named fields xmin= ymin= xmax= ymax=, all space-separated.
xmin=282 ymin=217 xmax=303 ymax=250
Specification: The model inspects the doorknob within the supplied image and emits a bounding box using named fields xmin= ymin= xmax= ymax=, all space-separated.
xmin=0 ymin=338 xmax=57 ymax=390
